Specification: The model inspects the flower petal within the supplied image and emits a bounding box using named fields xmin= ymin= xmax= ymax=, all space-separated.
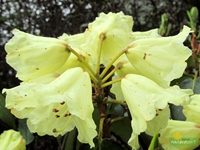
xmin=126 ymin=26 xmax=192 ymax=87
xmin=3 ymin=67 xmax=97 ymax=147
xmin=73 ymin=117 xmax=97 ymax=148
xmin=127 ymin=133 xmax=140 ymax=150
xmin=121 ymin=74 xmax=192 ymax=148
xmin=5 ymin=29 xmax=71 ymax=81
xmin=183 ymin=94 xmax=200 ymax=124
xmin=82 ymin=12 xmax=134 ymax=67
xmin=27 ymin=101 xmax=75 ymax=136
xmin=145 ymin=106 xmax=170 ymax=136
xmin=0 ymin=130 xmax=26 ymax=150
xmin=159 ymin=120 xmax=200 ymax=150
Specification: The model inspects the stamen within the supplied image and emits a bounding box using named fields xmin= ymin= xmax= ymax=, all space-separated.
xmin=55 ymin=115 xmax=60 ymax=118
xmin=52 ymin=116 xmax=72 ymax=133
xmin=64 ymin=113 xmax=71 ymax=117
xmin=52 ymin=101 xmax=73 ymax=133
xmin=60 ymin=101 xmax=65 ymax=105
xmin=53 ymin=109 xmax=59 ymax=112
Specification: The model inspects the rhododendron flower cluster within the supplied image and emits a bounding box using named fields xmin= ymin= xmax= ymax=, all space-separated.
xmin=3 ymin=12 xmax=194 ymax=149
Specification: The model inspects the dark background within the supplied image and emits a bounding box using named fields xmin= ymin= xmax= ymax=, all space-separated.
xmin=0 ymin=0 xmax=200 ymax=91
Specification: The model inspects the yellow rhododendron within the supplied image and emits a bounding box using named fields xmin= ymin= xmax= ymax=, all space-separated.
xmin=2 ymin=12 xmax=194 ymax=150
xmin=159 ymin=120 xmax=200 ymax=150
xmin=82 ymin=12 xmax=134 ymax=68
xmin=3 ymin=68 xmax=97 ymax=147
xmin=121 ymin=74 xmax=192 ymax=149
xmin=126 ymin=26 xmax=192 ymax=88
xmin=5 ymin=29 xmax=71 ymax=82
xmin=0 ymin=130 xmax=26 ymax=150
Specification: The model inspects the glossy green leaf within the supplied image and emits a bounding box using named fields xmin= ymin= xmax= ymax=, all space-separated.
xmin=93 ymin=107 xmax=100 ymax=130
xmin=63 ymin=128 xmax=78 ymax=150
xmin=101 ymin=139 xmax=124 ymax=150
xmin=110 ymin=117 xmax=131 ymax=145
xmin=169 ymin=104 xmax=186 ymax=121
xmin=0 ymin=93 xmax=16 ymax=129
xmin=139 ymin=133 xmax=152 ymax=150
xmin=79 ymin=138 xmax=126 ymax=150
xmin=179 ymin=77 xmax=200 ymax=94
xmin=18 ymin=119 xmax=34 ymax=145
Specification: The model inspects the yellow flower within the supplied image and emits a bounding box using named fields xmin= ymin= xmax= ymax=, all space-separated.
xmin=3 ymin=67 xmax=97 ymax=147
xmin=183 ymin=94 xmax=200 ymax=125
xmin=121 ymin=74 xmax=192 ymax=149
xmin=159 ymin=120 xmax=200 ymax=150
xmin=126 ymin=26 xmax=192 ymax=88
xmin=82 ymin=12 xmax=134 ymax=68
xmin=5 ymin=29 xmax=71 ymax=82
xmin=0 ymin=130 xmax=26 ymax=150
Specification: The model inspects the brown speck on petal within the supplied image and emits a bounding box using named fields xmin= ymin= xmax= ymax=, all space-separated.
xmin=54 ymin=73 xmax=60 ymax=78
xmin=195 ymin=124 xmax=200 ymax=128
xmin=36 ymin=68 xmax=39 ymax=70
xmin=143 ymin=53 xmax=147 ymax=60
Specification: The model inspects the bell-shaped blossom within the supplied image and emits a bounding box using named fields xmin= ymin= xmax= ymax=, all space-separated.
xmin=110 ymin=28 xmax=163 ymax=101
xmin=183 ymin=94 xmax=200 ymax=125
xmin=159 ymin=120 xmax=200 ymax=150
xmin=126 ymin=26 xmax=192 ymax=88
xmin=121 ymin=74 xmax=192 ymax=149
xmin=3 ymin=67 xmax=97 ymax=147
xmin=82 ymin=12 xmax=134 ymax=68
xmin=0 ymin=130 xmax=26 ymax=150
xmin=5 ymin=29 xmax=71 ymax=82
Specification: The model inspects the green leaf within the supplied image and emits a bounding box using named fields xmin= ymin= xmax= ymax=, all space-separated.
xmin=110 ymin=117 xmax=131 ymax=145
xmin=101 ymin=139 xmax=124 ymax=150
xmin=148 ymin=133 xmax=159 ymax=150
xmin=79 ymin=138 xmax=126 ymax=150
xmin=194 ymin=77 xmax=200 ymax=94
xmin=0 ymin=93 xmax=16 ymax=129
xmin=169 ymin=104 xmax=186 ymax=121
xmin=179 ymin=77 xmax=200 ymax=94
xmin=18 ymin=119 xmax=34 ymax=145
xmin=139 ymin=133 xmax=152 ymax=150
xmin=93 ymin=107 xmax=100 ymax=130
xmin=63 ymin=128 xmax=78 ymax=150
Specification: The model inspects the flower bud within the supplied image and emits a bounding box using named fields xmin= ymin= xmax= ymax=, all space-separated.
xmin=0 ymin=130 xmax=26 ymax=150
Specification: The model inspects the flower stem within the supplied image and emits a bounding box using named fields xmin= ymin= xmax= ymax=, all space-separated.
xmin=101 ymin=77 xmax=123 ymax=88
xmin=192 ymin=70 xmax=199 ymax=91
xmin=101 ymin=62 xmax=123 ymax=84
xmin=100 ymin=47 xmax=128 ymax=79
xmin=110 ymin=117 xmax=124 ymax=124
xmin=98 ymin=117 xmax=105 ymax=150
xmin=96 ymin=33 xmax=106 ymax=75
xmin=66 ymin=45 xmax=98 ymax=83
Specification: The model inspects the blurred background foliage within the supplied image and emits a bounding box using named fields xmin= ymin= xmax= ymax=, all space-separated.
xmin=0 ymin=0 xmax=200 ymax=91
xmin=0 ymin=0 xmax=200 ymax=149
